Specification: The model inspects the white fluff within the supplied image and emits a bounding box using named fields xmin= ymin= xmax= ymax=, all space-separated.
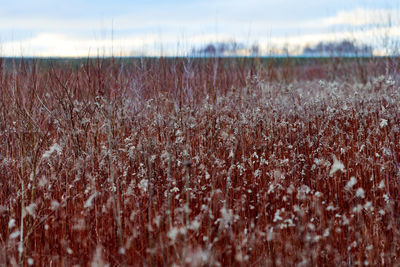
xmin=356 ymin=188 xmax=365 ymax=198
xmin=329 ymin=155 xmax=345 ymax=176
xmin=42 ymin=143 xmax=62 ymax=159
xmin=345 ymin=177 xmax=357 ymax=191
xmin=84 ymin=192 xmax=98 ymax=208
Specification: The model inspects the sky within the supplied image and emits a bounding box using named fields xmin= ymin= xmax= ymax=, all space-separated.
xmin=0 ymin=0 xmax=399 ymax=57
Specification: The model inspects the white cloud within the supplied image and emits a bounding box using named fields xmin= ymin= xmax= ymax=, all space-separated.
xmin=1 ymin=6 xmax=400 ymax=57
xmin=2 ymin=24 xmax=400 ymax=57
xmin=259 ymin=24 xmax=400 ymax=55
xmin=0 ymin=17 xmax=100 ymax=31
xmin=0 ymin=33 xmax=166 ymax=57
xmin=320 ymin=8 xmax=400 ymax=27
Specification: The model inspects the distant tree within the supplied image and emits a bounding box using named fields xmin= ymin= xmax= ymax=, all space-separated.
xmin=302 ymin=40 xmax=373 ymax=56
xmin=251 ymin=44 xmax=260 ymax=56
xmin=203 ymin=44 xmax=217 ymax=55
xmin=193 ymin=41 xmax=247 ymax=56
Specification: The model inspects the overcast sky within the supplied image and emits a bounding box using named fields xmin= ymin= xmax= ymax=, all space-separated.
xmin=0 ymin=0 xmax=399 ymax=56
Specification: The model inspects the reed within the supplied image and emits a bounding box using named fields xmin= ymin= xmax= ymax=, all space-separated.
xmin=0 ymin=56 xmax=399 ymax=266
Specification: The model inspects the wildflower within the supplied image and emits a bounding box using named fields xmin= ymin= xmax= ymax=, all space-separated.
xmin=347 ymin=241 xmax=357 ymax=251
xmin=273 ymin=209 xmax=283 ymax=222
xmin=118 ymin=247 xmax=126 ymax=255
xmin=329 ymin=155 xmax=345 ymax=176
xmin=189 ymin=220 xmax=201 ymax=231
xmin=296 ymin=184 xmax=310 ymax=200
xmin=323 ymin=228 xmax=330 ymax=237
xmin=356 ymin=188 xmax=365 ymax=198
xmin=167 ymin=227 xmax=186 ymax=243
xmin=380 ymin=119 xmax=388 ymax=128
xmin=8 ymin=218 xmax=16 ymax=229
xmin=345 ymin=177 xmax=357 ymax=191
xmin=235 ymin=252 xmax=249 ymax=262
xmin=220 ymin=207 xmax=233 ymax=228
xmin=352 ymin=204 xmax=363 ymax=213
xmin=383 ymin=194 xmax=389 ymax=203
xmin=84 ymin=192 xmax=98 ymax=209
xmin=364 ymin=201 xmax=373 ymax=211
xmin=10 ymin=230 xmax=20 ymax=239
xmin=267 ymin=227 xmax=274 ymax=241
xmin=42 ymin=143 xmax=62 ymax=159
xmin=51 ymin=200 xmax=60 ymax=211
xmin=326 ymin=205 xmax=336 ymax=211
xmin=138 ymin=179 xmax=149 ymax=193
xmin=25 ymin=203 xmax=37 ymax=218
xmin=170 ymin=187 xmax=179 ymax=193
xmin=91 ymin=245 xmax=109 ymax=267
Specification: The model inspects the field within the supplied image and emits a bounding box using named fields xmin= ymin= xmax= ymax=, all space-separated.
xmin=0 ymin=57 xmax=399 ymax=266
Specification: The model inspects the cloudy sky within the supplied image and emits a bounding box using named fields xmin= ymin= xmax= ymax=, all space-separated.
xmin=0 ymin=0 xmax=399 ymax=57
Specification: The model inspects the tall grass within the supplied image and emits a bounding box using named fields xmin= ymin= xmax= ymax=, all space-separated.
xmin=0 ymin=56 xmax=399 ymax=266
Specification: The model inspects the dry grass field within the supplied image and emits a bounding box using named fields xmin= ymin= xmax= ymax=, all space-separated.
xmin=0 ymin=57 xmax=399 ymax=266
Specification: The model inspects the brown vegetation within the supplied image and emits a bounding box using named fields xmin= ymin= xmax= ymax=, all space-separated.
xmin=0 ymin=57 xmax=399 ymax=266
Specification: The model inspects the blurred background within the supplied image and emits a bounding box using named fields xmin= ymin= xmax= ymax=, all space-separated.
xmin=0 ymin=0 xmax=399 ymax=57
